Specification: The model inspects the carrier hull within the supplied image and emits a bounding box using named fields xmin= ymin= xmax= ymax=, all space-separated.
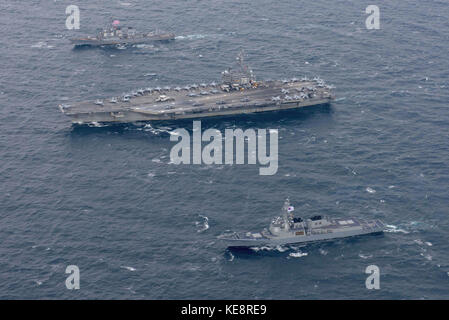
xmin=59 ymin=80 xmax=334 ymax=124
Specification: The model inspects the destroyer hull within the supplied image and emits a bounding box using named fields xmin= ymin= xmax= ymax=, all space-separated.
xmin=70 ymin=33 xmax=175 ymax=46
xmin=221 ymin=219 xmax=385 ymax=248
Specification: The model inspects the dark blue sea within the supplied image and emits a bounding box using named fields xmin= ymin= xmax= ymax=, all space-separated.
xmin=1 ymin=0 xmax=448 ymax=299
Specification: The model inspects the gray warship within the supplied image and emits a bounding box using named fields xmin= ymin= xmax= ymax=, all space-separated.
xmin=218 ymin=199 xmax=385 ymax=248
xmin=70 ymin=21 xmax=175 ymax=47
xmin=59 ymin=51 xmax=334 ymax=124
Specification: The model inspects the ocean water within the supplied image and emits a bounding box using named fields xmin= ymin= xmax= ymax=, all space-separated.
xmin=1 ymin=0 xmax=448 ymax=299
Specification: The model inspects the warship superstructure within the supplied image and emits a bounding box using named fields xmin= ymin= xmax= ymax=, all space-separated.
xmin=70 ymin=21 xmax=175 ymax=47
xmin=59 ymin=51 xmax=334 ymax=124
xmin=218 ymin=199 xmax=385 ymax=248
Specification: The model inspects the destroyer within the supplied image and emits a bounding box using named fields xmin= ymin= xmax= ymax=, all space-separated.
xmin=70 ymin=20 xmax=175 ymax=47
xmin=218 ymin=199 xmax=385 ymax=248
xmin=59 ymin=51 xmax=334 ymax=124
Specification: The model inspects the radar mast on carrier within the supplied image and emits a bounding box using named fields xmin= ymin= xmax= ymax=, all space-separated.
xmin=221 ymin=50 xmax=255 ymax=88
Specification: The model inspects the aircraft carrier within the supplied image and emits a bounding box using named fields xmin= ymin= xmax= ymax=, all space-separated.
xmin=59 ymin=52 xmax=334 ymax=124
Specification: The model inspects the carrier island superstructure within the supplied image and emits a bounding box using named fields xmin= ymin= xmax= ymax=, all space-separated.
xmin=59 ymin=52 xmax=335 ymax=124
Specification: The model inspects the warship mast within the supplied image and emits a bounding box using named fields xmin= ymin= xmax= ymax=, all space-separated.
xmin=221 ymin=50 xmax=255 ymax=88
xmin=282 ymin=198 xmax=292 ymax=231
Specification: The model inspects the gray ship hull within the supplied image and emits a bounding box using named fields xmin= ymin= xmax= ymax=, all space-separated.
xmin=59 ymin=80 xmax=334 ymax=124
xmin=220 ymin=219 xmax=385 ymax=248
xmin=70 ymin=33 xmax=175 ymax=47
xmin=62 ymin=98 xmax=332 ymax=124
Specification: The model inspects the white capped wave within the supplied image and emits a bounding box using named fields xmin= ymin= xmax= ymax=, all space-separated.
xmin=414 ymin=239 xmax=433 ymax=247
xmin=175 ymin=34 xmax=206 ymax=40
xmin=134 ymin=44 xmax=154 ymax=49
xmin=195 ymin=215 xmax=209 ymax=233
xmin=31 ymin=41 xmax=50 ymax=49
xmin=289 ymin=252 xmax=308 ymax=258
xmin=385 ymin=224 xmax=409 ymax=234
xmin=420 ymin=253 xmax=432 ymax=261
xmin=276 ymin=245 xmax=288 ymax=252
xmin=358 ymin=253 xmax=373 ymax=259
xmin=366 ymin=187 xmax=376 ymax=194
xmin=120 ymin=266 xmax=136 ymax=271
xmin=250 ymin=246 xmax=274 ymax=252
xmin=88 ymin=121 xmax=103 ymax=127
xmin=34 ymin=280 xmax=43 ymax=286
